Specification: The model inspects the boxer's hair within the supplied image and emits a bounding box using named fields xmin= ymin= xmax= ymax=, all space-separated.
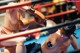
xmin=62 ymin=25 xmax=75 ymax=35
xmin=62 ymin=25 xmax=77 ymax=39
xmin=62 ymin=20 xmax=78 ymax=39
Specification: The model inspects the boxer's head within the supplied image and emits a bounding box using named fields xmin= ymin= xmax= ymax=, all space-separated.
xmin=4 ymin=2 xmax=30 ymax=32
xmin=60 ymin=20 xmax=76 ymax=38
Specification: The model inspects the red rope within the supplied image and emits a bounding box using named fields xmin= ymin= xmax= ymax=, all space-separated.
xmin=0 ymin=1 xmax=32 ymax=10
xmin=0 ymin=28 xmax=41 ymax=41
xmin=46 ymin=10 xmax=77 ymax=18
xmin=0 ymin=0 xmax=67 ymax=10
xmin=0 ymin=18 xmax=80 ymax=41
xmin=27 ymin=10 xmax=77 ymax=23
xmin=75 ymin=0 xmax=80 ymax=13
xmin=0 ymin=0 xmax=78 ymax=41
xmin=34 ymin=0 xmax=67 ymax=9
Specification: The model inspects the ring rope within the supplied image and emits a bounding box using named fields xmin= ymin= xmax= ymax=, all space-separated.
xmin=46 ymin=9 xmax=77 ymax=18
xmin=0 ymin=0 xmax=52 ymax=10
xmin=0 ymin=18 xmax=80 ymax=41
xmin=0 ymin=0 xmax=79 ymax=41
xmin=34 ymin=0 xmax=67 ymax=9
xmin=0 ymin=0 xmax=78 ymax=19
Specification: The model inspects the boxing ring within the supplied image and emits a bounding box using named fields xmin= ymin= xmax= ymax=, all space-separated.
xmin=24 ymin=29 xmax=80 ymax=52
xmin=0 ymin=0 xmax=80 ymax=52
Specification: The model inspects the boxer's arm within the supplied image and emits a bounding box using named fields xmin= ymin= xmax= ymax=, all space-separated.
xmin=41 ymin=20 xmax=57 ymax=35
xmin=71 ymin=34 xmax=79 ymax=49
xmin=0 ymin=34 xmax=27 ymax=46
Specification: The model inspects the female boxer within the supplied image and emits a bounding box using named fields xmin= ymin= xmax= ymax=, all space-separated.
xmin=0 ymin=2 xmax=30 ymax=53
xmin=27 ymin=5 xmax=79 ymax=53
xmin=41 ymin=23 xmax=79 ymax=53
xmin=0 ymin=0 xmax=78 ymax=53
xmin=31 ymin=12 xmax=79 ymax=53
xmin=0 ymin=0 xmax=45 ymax=53
xmin=18 ymin=3 xmax=79 ymax=52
